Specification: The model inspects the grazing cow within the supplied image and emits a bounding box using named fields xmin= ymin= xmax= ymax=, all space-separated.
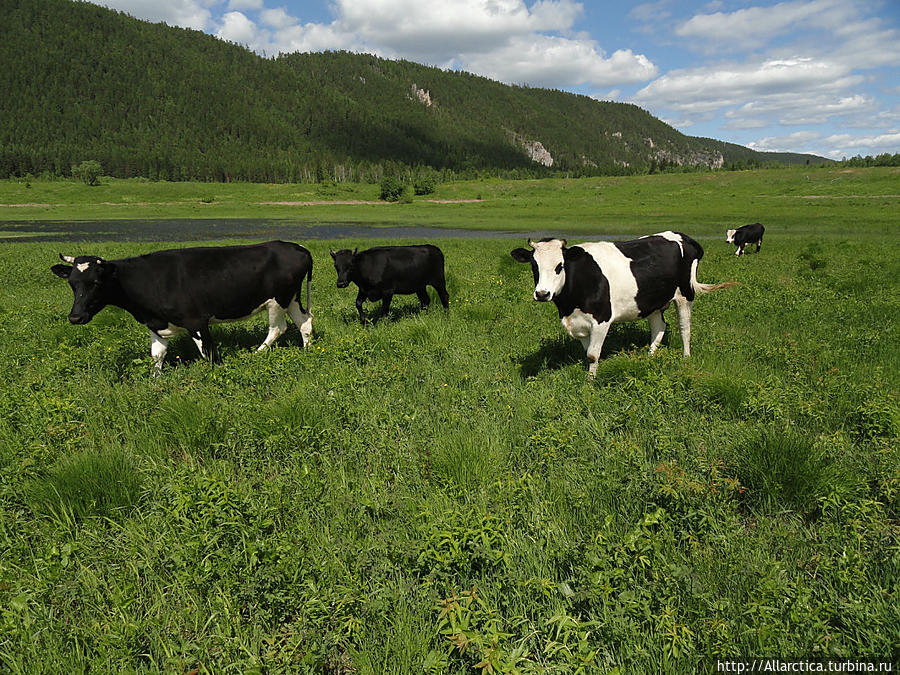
xmin=51 ymin=240 xmax=313 ymax=373
xmin=726 ymin=222 xmax=765 ymax=256
xmin=511 ymin=231 xmax=733 ymax=378
xmin=330 ymin=245 xmax=449 ymax=325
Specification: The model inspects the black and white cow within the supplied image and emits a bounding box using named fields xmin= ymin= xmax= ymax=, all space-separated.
xmin=51 ymin=240 xmax=313 ymax=373
xmin=330 ymin=244 xmax=449 ymax=324
xmin=511 ymin=231 xmax=732 ymax=378
xmin=725 ymin=222 xmax=765 ymax=256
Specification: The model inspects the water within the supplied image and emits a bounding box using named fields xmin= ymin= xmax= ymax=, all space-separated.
xmin=0 ymin=219 xmax=565 ymax=243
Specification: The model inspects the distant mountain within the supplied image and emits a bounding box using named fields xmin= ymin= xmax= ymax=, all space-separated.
xmin=0 ymin=0 xmax=831 ymax=182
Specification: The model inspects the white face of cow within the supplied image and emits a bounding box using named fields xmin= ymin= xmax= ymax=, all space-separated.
xmin=725 ymin=229 xmax=737 ymax=243
xmin=510 ymin=239 xmax=567 ymax=302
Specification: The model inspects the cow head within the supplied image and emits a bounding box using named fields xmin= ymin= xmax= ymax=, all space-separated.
xmin=330 ymin=248 xmax=357 ymax=288
xmin=510 ymin=238 xmax=567 ymax=302
xmin=725 ymin=229 xmax=737 ymax=243
xmin=51 ymin=254 xmax=115 ymax=324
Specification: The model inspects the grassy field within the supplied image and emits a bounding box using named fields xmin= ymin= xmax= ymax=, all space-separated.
xmin=0 ymin=168 xmax=898 ymax=673
xmin=2 ymin=166 xmax=899 ymax=235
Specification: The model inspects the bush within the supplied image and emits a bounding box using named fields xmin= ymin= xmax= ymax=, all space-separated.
xmin=414 ymin=174 xmax=437 ymax=196
xmin=72 ymin=159 xmax=102 ymax=186
xmin=379 ymin=175 xmax=404 ymax=201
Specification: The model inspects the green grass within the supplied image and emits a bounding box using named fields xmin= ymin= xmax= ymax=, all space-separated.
xmin=2 ymin=166 xmax=899 ymax=234
xmin=0 ymin=170 xmax=898 ymax=672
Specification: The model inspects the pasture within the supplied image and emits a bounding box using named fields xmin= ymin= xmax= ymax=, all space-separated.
xmin=0 ymin=168 xmax=898 ymax=673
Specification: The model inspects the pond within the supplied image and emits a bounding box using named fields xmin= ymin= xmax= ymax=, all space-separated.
xmin=0 ymin=219 xmax=561 ymax=243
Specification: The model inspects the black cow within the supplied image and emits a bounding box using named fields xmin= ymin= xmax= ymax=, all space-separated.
xmin=511 ymin=231 xmax=733 ymax=378
xmin=726 ymin=223 xmax=765 ymax=255
xmin=51 ymin=240 xmax=313 ymax=373
xmin=330 ymin=245 xmax=449 ymax=324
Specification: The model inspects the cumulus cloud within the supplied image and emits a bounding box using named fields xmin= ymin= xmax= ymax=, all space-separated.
xmin=91 ymin=0 xmax=213 ymax=29
xmin=205 ymin=0 xmax=658 ymax=88
xmin=633 ymin=57 xmax=858 ymax=114
xmin=216 ymin=10 xmax=265 ymax=47
xmin=463 ymin=35 xmax=657 ymax=88
xmin=260 ymin=7 xmax=297 ymax=29
xmin=675 ymin=0 xmax=855 ymax=50
xmin=824 ymin=131 xmax=900 ymax=152
xmin=748 ymin=129 xmax=900 ymax=157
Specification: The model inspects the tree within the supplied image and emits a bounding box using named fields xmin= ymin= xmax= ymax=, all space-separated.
xmin=72 ymin=160 xmax=102 ymax=186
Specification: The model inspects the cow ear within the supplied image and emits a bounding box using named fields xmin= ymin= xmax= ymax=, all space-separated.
xmin=59 ymin=254 xmax=76 ymax=263
xmin=510 ymin=248 xmax=532 ymax=263
xmin=560 ymin=239 xmax=567 ymax=248
xmin=329 ymin=249 xmax=336 ymax=259
xmin=51 ymin=264 xmax=72 ymax=279
xmin=352 ymin=248 xmax=357 ymax=255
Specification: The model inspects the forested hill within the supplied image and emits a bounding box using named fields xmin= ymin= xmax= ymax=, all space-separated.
xmin=1 ymin=0 xmax=829 ymax=182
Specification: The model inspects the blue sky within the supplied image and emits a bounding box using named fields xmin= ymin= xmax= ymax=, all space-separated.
xmin=92 ymin=0 xmax=900 ymax=159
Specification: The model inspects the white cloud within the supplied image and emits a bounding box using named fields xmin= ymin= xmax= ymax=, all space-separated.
xmin=633 ymin=57 xmax=862 ymax=115
xmin=463 ymin=35 xmax=657 ymax=88
xmin=206 ymin=0 xmax=658 ymax=89
xmin=216 ymin=11 xmax=266 ymax=48
xmin=91 ymin=0 xmax=212 ymax=30
xmin=747 ymin=130 xmax=822 ymax=152
xmin=747 ymin=128 xmax=900 ymax=157
xmin=824 ymin=131 xmax=900 ymax=152
xmin=227 ymin=0 xmax=262 ymax=10
xmin=675 ymin=0 xmax=854 ymax=50
xmin=260 ymin=7 xmax=296 ymax=29
xmin=269 ymin=22 xmax=363 ymax=54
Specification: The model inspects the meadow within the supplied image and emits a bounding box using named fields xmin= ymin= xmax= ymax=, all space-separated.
xmin=0 ymin=168 xmax=898 ymax=673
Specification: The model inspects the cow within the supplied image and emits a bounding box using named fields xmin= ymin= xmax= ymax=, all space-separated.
xmin=330 ymin=244 xmax=449 ymax=325
xmin=51 ymin=240 xmax=313 ymax=373
xmin=511 ymin=231 xmax=733 ymax=378
xmin=725 ymin=222 xmax=765 ymax=256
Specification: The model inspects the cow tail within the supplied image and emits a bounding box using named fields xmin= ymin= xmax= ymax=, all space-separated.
xmin=304 ymin=260 xmax=312 ymax=314
xmin=689 ymin=259 xmax=738 ymax=295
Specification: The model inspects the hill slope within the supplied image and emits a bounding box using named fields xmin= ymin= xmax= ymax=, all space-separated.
xmin=0 ymin=0 xmax=829 ymax=182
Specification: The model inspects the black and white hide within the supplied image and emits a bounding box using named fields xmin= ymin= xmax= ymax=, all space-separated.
xmin=511 ymin=231 xmax=732 ymax=378
xmin=725 ymin=223 xmax=765 ymax=256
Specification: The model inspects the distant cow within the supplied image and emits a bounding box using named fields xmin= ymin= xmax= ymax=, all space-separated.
xmin=726 ymin=223 xmax=765 ymax=255
xmin=511 ymin=231 xmax=733 ymax=378
xmin=51 ymin=240 xmax=313 ymax=373
xmin=330 ymin=245 xmax=449 ymax=324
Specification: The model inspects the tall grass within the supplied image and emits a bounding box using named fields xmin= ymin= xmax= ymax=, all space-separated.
xmin=25 ymin=447 xmax=142 ymax=524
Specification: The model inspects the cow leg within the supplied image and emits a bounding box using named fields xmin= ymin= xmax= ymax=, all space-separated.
xmin=189 ymin=323 xmax=218 ymax=363
xmin=149 ymin=330 xmax=168 ymax=375
xmin=755 ymin=240 xmax=762 ymax=253
xmin=433 ymin=280 xmax=450 ymax=308
xmin=355 ymin=290 xmax=369 ymax=325
xmin=286 ymin=299 xmax=312 ymax=349
xmin=735 ymin=244 xmax=744 ymax=256
xmin=380 ymin=293 xmax=393 ymax=317
xmin=648 ymin=310 xmax=667 ymax=355
xmin=258 ymin=302 xmax=288 ymax=352
xmin=585 ymin=321 xmax=612 ymax=379
xmin=674 ymin=298 xmax=692 ymax=356
xmin=416 ymin=288 xmax=431 ymax=308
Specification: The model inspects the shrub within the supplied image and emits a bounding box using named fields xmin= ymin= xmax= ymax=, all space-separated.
xmin=379 ymin=175 xmax=404 ymax=201
xmin=414 ymin=174 xmax=437 ymax=196
xmin=72 ymin=159 xmax=102 ymax=186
